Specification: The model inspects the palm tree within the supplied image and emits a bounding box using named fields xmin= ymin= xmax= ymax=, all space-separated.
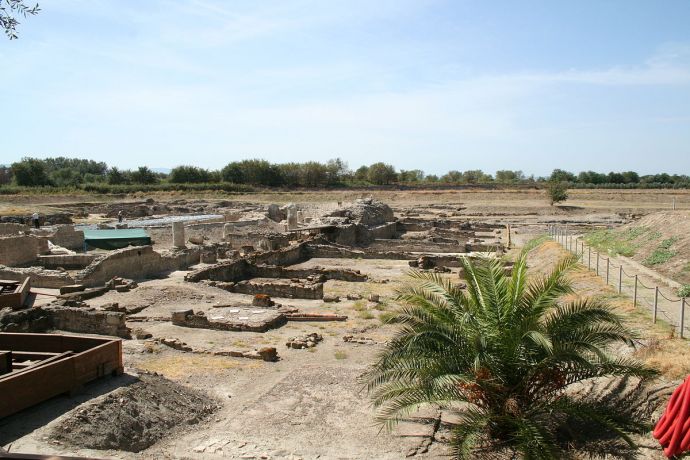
xmin=365 ymin=253 xmax=658 ymax=459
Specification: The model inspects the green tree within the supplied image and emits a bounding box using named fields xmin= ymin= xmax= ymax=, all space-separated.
xmin=366 ymin=255 xmax=656 ymax=459
xmin=367 ymin=162 xmax=397 ymax=185
xmin=549 ymin=169 xmax=576 ymax=183
xmin=106 ymin=167 xmax=128 ymax=185
xmin=462 ymin=169 xmax=493 ymax=184
xmin=1 ymin=0 xmax=39 ymax=39
xmin=547 ymin=180 xmax=568 ymax=205
xmin=130 ymin=166 xmax=158 ymax=185
xmin=354 ymin=165 xmax=369 ymax=181
xmin=326 ymin=158 xmax=349 ymax=184
xmin=220 ymin=159 xmax=282 ymax=186
xmin=11 ymin=158 xmax=51 ymax=186
xmin=0 ymin=166 xmax=11 ymax=185
xmin=398 ymin=169 xmax=424 ymax=183
xmin=577 ymin=170 xmax=606 ymax=184
xmin=169 ymin=165 xmax=211 ymax=183
xmin=495 ymin=170 xmax=525 ymax=183
xmin=441 ymin=170 xmax=463 ymax=183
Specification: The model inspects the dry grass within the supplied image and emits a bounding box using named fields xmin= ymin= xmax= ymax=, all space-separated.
xmin=137 ymin=353 xmax=261 ymax=379
xmin=525 ymin=240 xmax=690 ymax=380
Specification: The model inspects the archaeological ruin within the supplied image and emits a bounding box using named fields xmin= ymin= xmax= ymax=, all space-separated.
xmin=0 ymin=195 xmax=516 ymax=458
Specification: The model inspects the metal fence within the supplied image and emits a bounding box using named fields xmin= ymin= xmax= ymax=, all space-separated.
xmin=548 ymin=225 xmax=688 ymax=338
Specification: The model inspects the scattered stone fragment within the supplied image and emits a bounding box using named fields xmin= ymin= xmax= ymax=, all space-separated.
xmin=286 ymin=332 xmax=323 ymax=349
xmin=132 ymin=327 xmax=153 ymax=340
xmin=323 ymin=294 xmax=340 ymax=303
xmin=346 ymin=293 xmax=362 ymax=300
xmin=155 ymin=337 xmax=193 ymax=352
xmin=343 ymin=335 xmax=377 ymax=345
xmin=368 ymin=294 xmax=380 ymax=303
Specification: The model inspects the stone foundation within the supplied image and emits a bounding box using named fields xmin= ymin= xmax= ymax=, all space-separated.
xmin=0 ymin=306 xmax=130 ymax=338
xmin=231 ymin=278 xmax=323 ymax=299
xmin=172 ymin=308 xmax=286 ymax=333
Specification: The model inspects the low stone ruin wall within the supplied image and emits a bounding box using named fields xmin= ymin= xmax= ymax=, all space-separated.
xmin=231 ymin=279 xmax=323 ymax=299
xmin=253 ymin=265 xmax=367 ymax=282
xmin=250 ymin=242 xmax=309 ymax=266
xmin=367 ymin=238 xmax=466 ymax=253
xmin=76 ymin=245 xmax=200 ymax=287
xmin=185 ymin=259 xmax=251 ymax=283
xmin=51 ymin=307 xmax=130 ymax=338
xmin=0 ymin=235 xmax=39 ymax=266
xmin=185 ymin=257 xmax=366 ymax=284
xmin=38 ymin=254 xmax=96 ymax=269
xmin=363 ymin=222 xmax=397 ymax=241
xmin=305 ymin=244 xmax=416 ymax=261
xmin=0 ymin=223 xmax=28 ymax=235
xmin=0 ymin=265 xmax=74 ymax=288
xmin=0 ymin=306 xmax=130 ymax=338
xmin=33 ymin=225 xmax=85 ymax=250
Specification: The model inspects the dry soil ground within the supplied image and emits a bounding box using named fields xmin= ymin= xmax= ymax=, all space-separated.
xmin=2 ymin=188 xmax=689 ymax=459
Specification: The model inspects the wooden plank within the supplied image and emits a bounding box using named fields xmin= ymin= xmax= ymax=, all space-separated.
xmin=0 ymin=333 xmax=110 ymax=353
xmin=1 ymin=352 xmax=74 ymax=380
xmin=72 ymin=341 xmax=123 ymax=383
xmin=9 ymin=351 xmax=60 ymax=360
xmin=0 ymin=333 xmax=122 ymax=418
xmin=0 ymin=358 xmax=75 ymax=418
xmin=0 ymin=351 xmax=10 ymax=375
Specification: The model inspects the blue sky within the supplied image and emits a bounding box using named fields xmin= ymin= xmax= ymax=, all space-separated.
xmin=2 ymin=0 xmax=690 ymax=175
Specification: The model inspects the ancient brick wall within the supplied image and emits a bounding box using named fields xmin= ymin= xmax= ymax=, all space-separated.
xmin=50 ymin=307 xmax=130 ymax=338
xmin=0 ymin=235 xmax=39 ymax=266
xmin=77 ymin=245 xmax=200 ymax=287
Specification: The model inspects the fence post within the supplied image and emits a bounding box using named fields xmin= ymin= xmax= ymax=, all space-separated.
xmin=618 ymin=265 xmax=623 ymax=294
xmin=588 ymin=247 xmax=591 ymax=270
xmin=633 ymin=275 xmax=638 ymax=308
xmin=596 ymin=252 xmax=600 ymax=276
xmin=653 ymin=286 xmax=658 ymax=324
xmin=606 ymin=258 xmax=610 ymax=285
xmin=681 ymin=298 xmax=686 ymax=339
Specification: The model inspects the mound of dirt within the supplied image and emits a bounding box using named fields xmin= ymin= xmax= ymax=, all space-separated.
xmin=51 ymin=372 xmax=219 ymax=452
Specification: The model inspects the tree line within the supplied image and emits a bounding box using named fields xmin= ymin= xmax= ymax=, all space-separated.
xmin=2 ymin=157 xmax=690 ymax=190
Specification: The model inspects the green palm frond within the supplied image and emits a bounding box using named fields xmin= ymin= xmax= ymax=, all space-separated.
xmin=366 ymin=253 xmax=657 ymax=459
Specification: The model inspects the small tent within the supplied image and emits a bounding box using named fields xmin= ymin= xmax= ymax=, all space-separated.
xmin=83 ymin=228 xmax=151 ymax=250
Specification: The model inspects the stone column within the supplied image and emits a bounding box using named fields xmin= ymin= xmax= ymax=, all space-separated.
xmin=267 ymin=204 xmax=280 ymax=222
xmin=296 ymin=210 xmax=304 ymax=224
xmin=287 ymin=206 xmax=298 ymax=230
xmin=223 ymin=223 xmax=234 ymax=242
xmin=172 ymin=222 xmax=186 ymax=248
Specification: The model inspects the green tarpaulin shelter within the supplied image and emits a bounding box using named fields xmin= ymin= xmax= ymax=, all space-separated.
xmin=83 ymin=228 xmax=151 ymax=250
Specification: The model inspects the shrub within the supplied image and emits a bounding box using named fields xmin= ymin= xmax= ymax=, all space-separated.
xmin=547 ymin=180 xmax=568 ymax=205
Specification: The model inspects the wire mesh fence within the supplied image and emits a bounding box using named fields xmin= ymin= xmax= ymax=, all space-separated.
xmin=548 ymin=225 xmax=688 ymax=338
